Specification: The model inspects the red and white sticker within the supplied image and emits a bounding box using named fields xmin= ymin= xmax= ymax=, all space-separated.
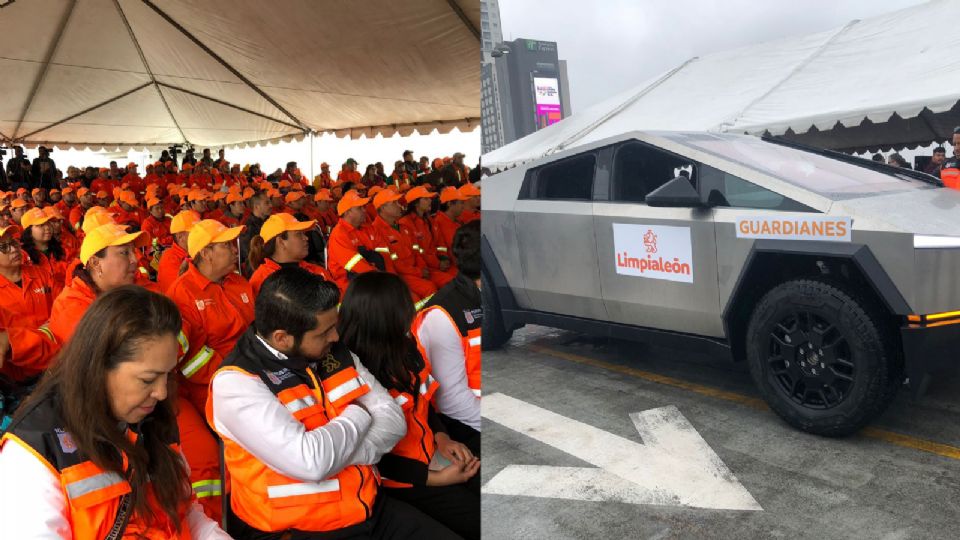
xmin=736 ymin=216 xmax=851 ymax=242
xmin=613 ymin=224 xmax=693 ymax=283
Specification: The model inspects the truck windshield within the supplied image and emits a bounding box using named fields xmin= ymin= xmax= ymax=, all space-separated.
xmin=665 ymin=132 xmax=936 ymax=201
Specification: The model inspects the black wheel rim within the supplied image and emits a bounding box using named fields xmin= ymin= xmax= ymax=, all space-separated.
xmin=765 ymin=310 xmax=854 ymax=409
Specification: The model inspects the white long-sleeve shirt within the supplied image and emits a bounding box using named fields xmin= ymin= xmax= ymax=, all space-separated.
xmin=416 ymin=308 xmax=481 ymax=431
xmin=210 ymin=345 xmax=405 ymax=482
xmin=0 ymin=440 xmax=231 ymax=539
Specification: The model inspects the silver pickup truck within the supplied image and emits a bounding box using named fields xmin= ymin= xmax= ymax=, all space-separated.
xmin=482 ymin=131 xmax=960 ymax=436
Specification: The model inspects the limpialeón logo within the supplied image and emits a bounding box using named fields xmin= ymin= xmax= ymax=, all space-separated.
xmin=613 ymin=223 xmax=693 ymax=283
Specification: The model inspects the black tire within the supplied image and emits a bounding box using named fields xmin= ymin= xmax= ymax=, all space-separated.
xmin=481 ymin=272 xmax=513 ymax=350
xmin=745 ymin=279 xmax=900 ymax=437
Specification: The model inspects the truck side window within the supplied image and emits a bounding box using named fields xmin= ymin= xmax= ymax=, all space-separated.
xmin=528 ymin=154 xmax=595 ymax=200
xmin=611 ymin=142 xmax=695 ymax=203
xmin=716 ymin=172 xmax=815 ymax=212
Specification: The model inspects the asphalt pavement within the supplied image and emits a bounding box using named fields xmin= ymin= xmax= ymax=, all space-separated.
xmin=481 ymin=325 xmax=960 ymax=540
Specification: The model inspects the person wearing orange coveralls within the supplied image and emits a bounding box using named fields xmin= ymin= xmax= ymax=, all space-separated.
xmin=327 ymin=190 xmax=395 ymax=294
xmin=166 ymin=219 xmax=253 ymax=521
xmin=370 ymin=189 xmax=438 ymax=303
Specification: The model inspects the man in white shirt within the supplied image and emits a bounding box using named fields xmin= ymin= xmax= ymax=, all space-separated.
xmin=209 ymin=266 xmax=459 ymax=539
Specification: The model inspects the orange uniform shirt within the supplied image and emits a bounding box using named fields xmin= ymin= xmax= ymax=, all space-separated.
xmin=248 ymin=258 xmax=333 ymax=297
xmin=431 ymin=212 xmax=461 ymax=270
xmin=167 ymin=263 xmax=255 ymax=412
xmin=157 ymin=242 xmax=189 ymax=293
xmin=142 ymin=215 xmax=173 ymax=248
xmin=327 ymin=219 xmax=382 ymax=293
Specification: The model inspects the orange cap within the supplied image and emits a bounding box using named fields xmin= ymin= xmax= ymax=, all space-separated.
xmin=82 ymin=210 xmax=115 ymax=234
xmin=268 ymin=189 xmax=281 ymax=198
xmin=278 ymin=180 xmax=292 ymax=189
xmin=96 ymin=190 xmax=109 ymax=199
xmin=127 ymin=162 xmax=137 ymax=169
xmin=10 ymin=199 xmax=29 ymax=209
xmin=0 ymin=225 xmax=20 ymax=238
xmin=119 ymin=191 xmax=139 ymax=207
xmin=242 ymin=187 xmax=256 ymax=200
xmin=439 ymin=186 xmax=468 ymax=203
xmin=373 ymin=189 xmax=403 ymax=210
xmin=146 ymin=197 xmax=162 ymax=208
xmin=314 ymin=189 xmax=333 ymax=202
xmin=226 ymin=192 xmax=245 ymax=205
xmin=43 ymin=206 xmax=64 ymax=220
xmin=31 ymin=188 xmax=41 ymax=196
xmin=212 ymin=192 xmax=227 ymax=202
xmin=405 ymin=185 xmax=437 ymax=203
xmin=284 ymin=191 xmax=305 ymax=204
xmin=260 ymin=213 xmax=315 ymax=243
xmin=188 ymin=189 xmax=207 ymax=202
xmin=170 ymin=210 xmax=202 ymax=234
xmin=77 ymin=187 xmax=90 ymax=198
xmin=61 ymin=187 xmax=74 ymax=195
xmin=80 ymin=223 xmax=147 ymax=265
xmin=49 ymin=189 xmax=60 ymax=195
xmin=188 ymin=219 xmax=245 ymax=258
xmin=21 ymin=207 xmax=52 ymax=228
xmin=459 ymin=183 xmax=481 ymax=197
xmin=321 ymin=162 xmax=330 ymax=168
xmin=368 ymin=186 xmax=384 ymax=197
xmin=337 ymin=190 xmax=370 ymax=216
xmin=290 ymin=183 xmax=303 ymax=192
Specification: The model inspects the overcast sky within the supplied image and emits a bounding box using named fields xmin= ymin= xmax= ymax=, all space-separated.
xmin=498 ymin=0 xmax=930 ymax=113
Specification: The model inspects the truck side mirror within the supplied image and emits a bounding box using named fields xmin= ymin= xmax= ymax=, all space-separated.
xmin=645 ymin=177 xmax=703 ymax=208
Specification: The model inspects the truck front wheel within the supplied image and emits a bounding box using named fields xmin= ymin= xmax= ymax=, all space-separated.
xmin=745 ymin=279 xmax=899 ymax=437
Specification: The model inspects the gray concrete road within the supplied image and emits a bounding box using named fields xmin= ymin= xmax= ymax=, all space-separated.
xmin=482 ymin=325 xmax=960 ymax=540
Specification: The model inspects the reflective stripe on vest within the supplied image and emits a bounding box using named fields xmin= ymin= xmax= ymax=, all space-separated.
xmin=472 ymin=388 xmax=482 ymax=397
xmin=268 ymin=479 xmax=340 ymax=500
xmin=192 ymin=479 xmax=222 ymax=498
xmin=327 ymin=376 xmax=363 ymax=404
xmin=468 ymin=336 xmax=481 ymax=347
xmin=182 ymin=345 xmax=215 ymax=378
xmin=436 ymin=246 xmax=448 ymax=253
xmin=344 ymin=253 xmax=364 ymax=271
xmin=65 ymin=470 xmax=126 ymax=502
xmin=942 ymin=167 xmax=960 ymax=189
xmin=284 ymin=394 xmax=318 ymax=414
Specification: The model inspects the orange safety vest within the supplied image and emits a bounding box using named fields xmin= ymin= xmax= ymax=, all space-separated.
xmin=381 ymin=340 xmax=440 ymax=489
xmin=1 ymin=395 xmax=193 ymax=539
xmin=413 ymin=274 xmax=481 ymax=397
xmin=207 ymin=334 xmax=376 ymax=533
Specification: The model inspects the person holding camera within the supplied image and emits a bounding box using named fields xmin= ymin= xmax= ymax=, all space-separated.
xmin=31 ymin=146 xmax=57 ymax=190
xmin=5 ymin=147 xmax=31 ymax=191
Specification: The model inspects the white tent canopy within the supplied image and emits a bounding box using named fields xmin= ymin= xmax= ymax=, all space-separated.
xmin=0 ymin=0 xmax=479 ymax=149
xmin=483 ymin=0 xmax=960 ymax=171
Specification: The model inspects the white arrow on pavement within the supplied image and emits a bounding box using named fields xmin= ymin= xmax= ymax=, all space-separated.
xmin=482 ymin=392 xmax=762 ymax=511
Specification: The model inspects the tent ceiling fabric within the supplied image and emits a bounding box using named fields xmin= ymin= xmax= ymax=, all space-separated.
xmin=0 ymin=0 xmax=480 ymax=149
xmin=483 ymin=0 xmax=960 ymax=171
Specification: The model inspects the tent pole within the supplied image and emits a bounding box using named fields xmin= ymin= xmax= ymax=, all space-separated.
xmin=310 ymin=132 xmax=315 ymax=181
xmin=444 ymin=0 xmax=479 ymax=40
xmin=113 ymin=0 xmax=189 ymax=145
xmin=141 ymin=0 xmax=309 ymax=133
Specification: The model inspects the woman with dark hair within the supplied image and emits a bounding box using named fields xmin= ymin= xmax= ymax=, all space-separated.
xmin=20 ymin=207 xmax=68 ymax=288
xmin=247 ymin=212 xmax=332 ymax=296
xmin=0 ymin=286 xmax=230 ymax=538
xmin=339 ymin=272 xmax=480 ymax=540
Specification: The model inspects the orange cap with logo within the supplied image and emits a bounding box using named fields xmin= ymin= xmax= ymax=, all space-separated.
xmin=170 ymin=210 xmax=202 ymax=234
xmin=21 ymin=208 xmax=52 ymax=229
xmin=373 ymin=189 xmax=403 ymax=210
xmin=80 ymin=223 xmax=147 ymax=264
xmin=188 ymin=219 xmax=245 ymax=258
xmin=260 ymin=213 xmax=315 ymax=243
xmin=337 ymin=190 xmax=370 ymax=216
xmin=439 ymin=186 xmax=468 ymax=203
xmin=405 ymin=185 xmax=437 ymax=203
